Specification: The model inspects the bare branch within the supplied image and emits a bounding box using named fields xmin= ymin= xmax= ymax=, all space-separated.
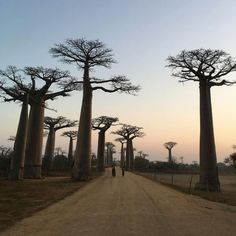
xmin=92 ymin=75 xmax=140 ymax=95
xmin=92 ymin=116 xmax=118 ymax=131
xmin=50 ymin=38 xmax=116 ymax=69
xmin=167 ymin=49 xmax=236 ymax=85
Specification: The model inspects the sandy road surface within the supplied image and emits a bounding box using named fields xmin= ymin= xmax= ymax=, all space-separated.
xmin=2 ymin=169 xmax=236 ymax=236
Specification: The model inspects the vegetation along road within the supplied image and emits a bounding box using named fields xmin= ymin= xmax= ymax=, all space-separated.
xmin=2 ymin=169 xmax=236 ymax=236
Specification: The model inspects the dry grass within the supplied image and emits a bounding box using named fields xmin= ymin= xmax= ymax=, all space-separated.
xmin=0 ymin=172 xmax=99 ymax=232
xmin=135 ymin=172 xmax=236 ymax=206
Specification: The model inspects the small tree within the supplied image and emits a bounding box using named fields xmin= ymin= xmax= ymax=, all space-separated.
xmin=164 ymin=142 xmax=177 ymax=163
xmin=224 ymin=145 xmax=236 ymax=169
xmin=167 ymin=49 xmax=236 ymax=191
xmin=50 ymin=38 xmax=140 ymax=180
xmin=43 ymin=116 xmax=77 ymax=171
xmin=61 ymin=131 xmax=78 ymax=168
xmin=92 ymin=116 xmax=118 ymax=172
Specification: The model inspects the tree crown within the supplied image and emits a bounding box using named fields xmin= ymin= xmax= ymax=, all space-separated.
xmin=92 ymin=116 xmax=118 ymax=131
xmin=167 ymin=49 xmax=236 ymax=86
xmin=0 ymin=66 xmax=78 ymax=105
xmin=61 ymin=130 xmax=78 ymax=139
xmin=44 ymin=116 xmax=78 ymax=131
xmin=50 ymin=38 xmax=116 ymax=69
xmin=112 ymin=124 xmax=145 ymax=140
xmin=164 ymin=142 xmax=177 ymax=150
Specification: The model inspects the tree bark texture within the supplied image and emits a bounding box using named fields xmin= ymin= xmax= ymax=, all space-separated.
xmin=43 ymin=128 xmax=55 ymax=171
xmin=168 ymin=149 xmax=172 ymax=163
xmin=195 ymin=80 xmax=220 ymax=191
xmin=110 ymin=150 xmax=113 ymax=166
xmin=129 ymin=139 xmax=134 ymax=170
xmin=72 ymin=67 xmax=92 ymax=180
xmin=125 ymin=139 xmax=130 ymax=170
xmin=8 ymin=94 xmax=29 ymax=180
xmin=97 ymin=131 xmax=105 ymax=172
xmin=68 ymin=137 xmax=73 ymax=168
xmin=24 ymin=99 xmax=44 ymax=179
xmin=120 ymin=143 xmax=124 ymax=168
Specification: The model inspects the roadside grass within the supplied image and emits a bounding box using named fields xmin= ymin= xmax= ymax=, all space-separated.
xmin=0 ymin=170 xmax=100 ymax=232
xmin=135 ymin=172 xmax=236 ymax=206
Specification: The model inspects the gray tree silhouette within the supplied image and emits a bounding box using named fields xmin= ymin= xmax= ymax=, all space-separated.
xmin=112 ymin=124 xmax=144 ymax=170
xmin=0 ymin=66 xmax=77 ymax=179
xmin=61 ymin=131 xmax=78 ymax=168
xmin=50 ymin=38 xmax=140 ymax=180
xmin=167 ymin=49 xmax=236 ymax=191
xmin=92 ymin=116 xmax=118 ymax=172
xmin=164 ymin=142 xmax=177 ymax=163
xmin=43 ymin=117 xmax=77 ymax=171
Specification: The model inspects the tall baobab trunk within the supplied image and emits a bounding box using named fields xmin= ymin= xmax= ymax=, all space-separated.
xmin=126 ymin=139 xmax=130 ymax=170
xmin=8 ymin=94 xmax=29 ymax=180
xmin=168 ymin=149 xmax=172 ymax=163
xmin=24 ymin=99 xmax=44 ymax=179
xmin=110 ymin=149 xmax=113 ymax=165
xmin=72 ymin=67 xmax=92 ymax=180
xmin=68 ymin=137 xmax=73 ymax=168
xmin=97 ymin=131 xmax=105 ymax=172
xmin=196 ymin=80 xmax=220 ymax=191
xmin=120 ymin=143 xmax=124 ymax=168
xmin=43 ymin=128 xmax=55 ymax=171
xmin=130 ymin=139 xmax=134 ymax=170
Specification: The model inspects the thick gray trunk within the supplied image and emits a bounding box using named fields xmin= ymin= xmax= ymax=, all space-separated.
xmin=120 ymin=143 xmax=124 ymax=168
xmin=106 ymin=147 xmax=109 ymax=166
xmin=24 ymin=99 xmax=44 ymax=179
xmin=125 ymin=139 xmax=130 ymax=170
xmin=43 ymin=129 xmax=55 ymax=171
xmin=195 ymin=80 xmax=220 ymax=191
xmin=168 ymin=149 xmax=172 ymax=163
xmin=130 ymin=139 xmax=134 ymax=170
xmin=68 ymin=137 xmax=73 ymax=168
xmin=72 ymin=67 xmax=92 ymax=180
xmin=8 ymin=94 xmax=29 ymax=180
xmin=97 ymin=131 xmax=105 ymax=172
xmin=110 ymin=149 xmax=113 ymax=165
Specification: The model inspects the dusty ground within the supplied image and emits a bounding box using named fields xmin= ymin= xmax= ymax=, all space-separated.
xmin=139 ymin=172 xmax=236 ymax=205
xmin=2 ymin=169 xmax=236 ymax=236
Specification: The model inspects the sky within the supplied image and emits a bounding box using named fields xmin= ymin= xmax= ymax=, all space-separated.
xmin=0 ymin=0 xmax=236 ymax=163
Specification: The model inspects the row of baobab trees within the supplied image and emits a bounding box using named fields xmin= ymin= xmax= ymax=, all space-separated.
xmin=44 ymin=115 xmax=145 ymax=173
xmin=1 ymin=37 xmax=236 ymax=192
xmin=0 ymin=38 xmax=140 ymax=181
xmin=42 ymin=115 xmax=145 ymax=173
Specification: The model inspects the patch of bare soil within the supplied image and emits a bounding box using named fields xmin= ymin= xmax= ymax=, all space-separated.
xmin=0 ymin=176 xmax=86 ymax=232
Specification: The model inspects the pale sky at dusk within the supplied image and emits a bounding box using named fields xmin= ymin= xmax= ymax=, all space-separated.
xmin=1 ymin=0 xmax=236 ymax=163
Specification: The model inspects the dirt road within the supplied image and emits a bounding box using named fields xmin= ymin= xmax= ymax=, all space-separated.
xmin=2 ymin=169 xmax=236 ymax=236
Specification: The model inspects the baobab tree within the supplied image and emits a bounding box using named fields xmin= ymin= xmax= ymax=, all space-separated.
xmin=43 ymin=116 xmax=78 ymax=171
xmin=167 ymin=49 xmax=236 ymax=191
xmin=0 ymin=66 xmax=77 ymax=178
xmin=105 ymin=142 xmax=116 ymax=166
xmin=8 ymin=94 xmax=29 ymax=180
xmin=164 ymin=142 xmax=177 ymax=163
xmin=92 ymin=116 xmax=118 ymax=172
xmin=112 ymin=124 xmax=144 ymax=170
xmin=61 ymin=131 xmax=78 ymax=168
xmin=115 ymin=138 xmax=126 ymax=168
xmin=50 ymin=38 xmax=140 ymax=180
